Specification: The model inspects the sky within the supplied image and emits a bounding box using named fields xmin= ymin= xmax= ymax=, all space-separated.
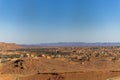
xmin=0 ymin=0 xmax=120 ymax=44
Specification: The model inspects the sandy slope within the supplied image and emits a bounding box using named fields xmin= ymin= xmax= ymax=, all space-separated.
xmin=0 ymin=74 xmax=17 ymax=80
xmin=1 ymin=58 xmax=120 ymax=80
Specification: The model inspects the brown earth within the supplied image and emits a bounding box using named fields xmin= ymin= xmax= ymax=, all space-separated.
xmin=0 ymin=42 xmax=20 ymax=51
xmin=1 ymin=57 xmax=120 ymax=80
xmin=1 ymin=46 xmax=120 ymax=80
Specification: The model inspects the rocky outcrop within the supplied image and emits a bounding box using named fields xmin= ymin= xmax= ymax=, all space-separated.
xmin=0 ymin=42 xmax=20 ymax=50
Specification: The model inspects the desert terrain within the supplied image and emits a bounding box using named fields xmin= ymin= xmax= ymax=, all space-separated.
xmin=1 ymin=42 xmax=120 ymax=80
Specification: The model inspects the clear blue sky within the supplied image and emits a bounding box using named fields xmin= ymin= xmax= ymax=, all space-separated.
xmin=0 ymin=0 xmax=120 ymax=44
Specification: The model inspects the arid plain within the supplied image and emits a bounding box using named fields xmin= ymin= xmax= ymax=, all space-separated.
xmin=1 ymin=42 xmax=120 ymax=80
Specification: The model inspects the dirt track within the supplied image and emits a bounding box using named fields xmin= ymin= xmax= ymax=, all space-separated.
xmin=1 ymin=71 xmax=120 ymax=80
xmin=16 ymin=71 xmax=120 ymax=80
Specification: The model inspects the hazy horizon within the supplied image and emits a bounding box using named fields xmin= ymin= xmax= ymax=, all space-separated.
xmin=0 ymin=0 xmax=120 ymax=44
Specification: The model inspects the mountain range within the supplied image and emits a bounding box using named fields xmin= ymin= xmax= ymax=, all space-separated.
xmin=20 ymin=42 xmax=120 ymax=47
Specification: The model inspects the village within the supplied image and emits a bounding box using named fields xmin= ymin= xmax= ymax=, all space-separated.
xmin=1 ymin=46 xmax=120 ymax=64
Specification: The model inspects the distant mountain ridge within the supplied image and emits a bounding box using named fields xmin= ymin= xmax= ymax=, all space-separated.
xmin=20 ymin=42 xmax=120 ymax=47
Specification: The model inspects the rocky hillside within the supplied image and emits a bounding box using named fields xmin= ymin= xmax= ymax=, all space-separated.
xmin=0 ymin=42 xmax=20 ymax=50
